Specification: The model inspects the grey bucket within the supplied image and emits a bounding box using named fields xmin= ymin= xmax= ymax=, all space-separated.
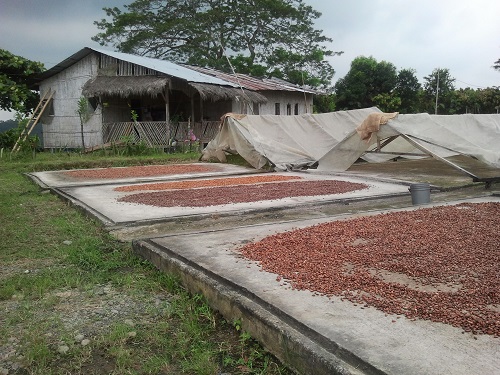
xmin=409 ymin=183 xmax=430 ymax=205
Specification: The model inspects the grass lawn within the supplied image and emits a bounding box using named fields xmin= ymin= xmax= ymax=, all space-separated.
xmin=0 ymin=150 xmax=290 ymax=375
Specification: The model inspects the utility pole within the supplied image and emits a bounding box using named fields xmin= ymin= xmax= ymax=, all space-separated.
xmin=434 ymin=69 xmax=440 ymax=115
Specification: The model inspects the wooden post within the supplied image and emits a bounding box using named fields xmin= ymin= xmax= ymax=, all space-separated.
xmin=190 ymin=94 xmax=195 ymax=127
xmin=199 ymin=95 xmax=203 ymax=123
xmin=162 ymin=89 xmax=170 ymax=144
xmin=199 ymin=95 xmax=205 ymax=151
xmin=162 ymin=89 xmax=170 ymax=123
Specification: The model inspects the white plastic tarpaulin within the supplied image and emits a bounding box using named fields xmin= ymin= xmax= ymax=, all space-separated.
xmin=202 ymin=108 xmax=381 ymax=170
xmin=201 ymin=109 xmax=500 ymax=173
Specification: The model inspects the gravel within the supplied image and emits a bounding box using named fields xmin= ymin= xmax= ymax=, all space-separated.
xmin=0 ymin=282 xmax=171 ymax=374
xmin=240 ymin=202 xmax=500 ymax=337
xmin=118 ymin=179 xmax=368 ymax=207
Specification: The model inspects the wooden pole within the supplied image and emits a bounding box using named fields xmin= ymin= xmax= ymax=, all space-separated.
xmin=162 ymin=89 xmax=170 ymax=123
xmin=162 ymin=89 xmax=170 ymax=145
xmin=190 ymin=94 xmax=195 ymax=127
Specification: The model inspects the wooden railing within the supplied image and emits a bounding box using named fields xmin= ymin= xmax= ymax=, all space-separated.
xmin=102 ymin=120 xmax=221 ymax=147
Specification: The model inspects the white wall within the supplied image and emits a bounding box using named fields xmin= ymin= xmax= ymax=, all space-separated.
xmin=229 ymin=91 xmax=313 ymax=117
xmin=258 ymin=91 xmax=313 ymax=115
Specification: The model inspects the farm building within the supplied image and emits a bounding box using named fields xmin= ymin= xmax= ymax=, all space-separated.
xmin=31 ymin=47 xmax=317 ymax=150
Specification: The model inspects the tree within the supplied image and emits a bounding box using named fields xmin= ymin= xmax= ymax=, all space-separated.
xmin=422 ymin=68 xmax=455 ymax=114
xmin=93 ymin=0 xmax=341 ymax=89
xmin=77 ymin=97 xmax=92 ymax=150
xmin=313 ymin=93 xmax=336 ymax=113
xmin=334 ymin=56 xmax=398 ymax=110
xmin=394 ymin=68 xmax=421 ymax=113
xmin=372 ymin=93 xmax=401 ymax=113
xmin=493 ymin=58 xmax=500 ymax=71
xmin=0 ymin=119 xmax=19 ymax=149
xmin=449 ymin=87 xmax=478 ymax=114
xmin=0 ymin=49 xmax=45 ymax=114
xmin=477 ymin=87 xmax=500 ymax=113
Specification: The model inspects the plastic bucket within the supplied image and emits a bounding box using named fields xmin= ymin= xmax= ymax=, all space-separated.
xmin=409 ymin=183 xmax=430 ymax=205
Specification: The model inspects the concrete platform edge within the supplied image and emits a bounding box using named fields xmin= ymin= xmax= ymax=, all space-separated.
xmin=53 ymin=187 xmax=116 ymax=226
xmin=133 ymin=239 xmax=385 ymax=375
xmin=100 ymin=191 xmax=411 ymax=230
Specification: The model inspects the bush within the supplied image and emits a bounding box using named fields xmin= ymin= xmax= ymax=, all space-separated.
xmin=0 ymin=128 xmax=19 ymax=149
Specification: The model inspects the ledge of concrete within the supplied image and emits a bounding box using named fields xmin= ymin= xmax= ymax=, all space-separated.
xmin=133 ymin=239 xmax=378 ymax=375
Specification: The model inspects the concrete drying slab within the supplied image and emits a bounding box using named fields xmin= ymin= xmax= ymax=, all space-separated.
xmin=29 ymin=169 xmax=410 ymax=227
xmin=26 ymin=163 xmax=499 ymax=374
xmin=134 ymin=196 xmax=500 ymax=375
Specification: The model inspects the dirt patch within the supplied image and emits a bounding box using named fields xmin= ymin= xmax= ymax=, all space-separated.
xmin=0 ymin=283 xmax=172 ymax=375
xmin=0 ymin=259 xmax=59 ymax=281
xmin=240 ymin=202 xmax=500 ymax=336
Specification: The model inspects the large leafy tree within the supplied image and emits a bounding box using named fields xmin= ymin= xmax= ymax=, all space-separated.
xmin=93 ymin=0 xmax=341 ymax=89
xmin=422 ymin=68 xmax=455 ymax=114
xmin=394 ymin=68 xmax=421 ymax=113
xmin=0 ymin=49 xmax=45 ymax=114
xmin=334 ymin=56 xmax=398 ymax=111
xmin=477 ymin=87 xmax=500 ymax=113
xmin=449 ymin=87 xmax=478 ymax=114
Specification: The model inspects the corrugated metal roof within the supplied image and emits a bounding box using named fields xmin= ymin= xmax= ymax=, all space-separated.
xmin=184 ymin=65 xmax=319 ymax=94
xmin=35 ymin=47 xmax=238 ymax=87
xmin=91 ymin=48 xmax=237 ymax=86
xmin=34 ymin=47 xmax=316 ymax=95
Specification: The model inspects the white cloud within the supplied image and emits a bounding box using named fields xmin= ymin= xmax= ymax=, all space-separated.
xmin=309 ymin=0 xmax=500 ymax=88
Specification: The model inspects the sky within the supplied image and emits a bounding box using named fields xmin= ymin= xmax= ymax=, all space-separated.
xmin=1 ymin=0 xmax=499 ymax=120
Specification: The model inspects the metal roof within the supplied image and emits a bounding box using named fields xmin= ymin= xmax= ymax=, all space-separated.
xmin=35 ymin=47 xmax=238 ymax=87
xmin=34 ymin=47 xmax=316 ymax=95
xmin=92 ymin=48 xmax=237 ymax=86
xmin=184 ymin=65 xmax=319 ymax=94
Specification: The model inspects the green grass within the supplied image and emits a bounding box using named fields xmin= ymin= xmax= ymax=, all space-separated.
xmin=0 ymin=149 xmax=290 ymax=375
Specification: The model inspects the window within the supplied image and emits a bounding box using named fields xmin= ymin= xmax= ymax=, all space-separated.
xmin=274 ymin=103 xmax=280 ymax=115
xmin=286 ymin=103 xmax=291 ymax=115
xmin=294 ymin=103 xmax=299 ymax=115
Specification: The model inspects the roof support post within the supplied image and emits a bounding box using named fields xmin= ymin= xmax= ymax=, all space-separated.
xmin=161 ymin=88 xmax=170 ymax=143
xmin=190 ymin=94 xmax=195 ymax=126
xmin=199 ymin=95 xmax=203 ymax=122
xmin=162 ymin=89 xmax=170 ymax=124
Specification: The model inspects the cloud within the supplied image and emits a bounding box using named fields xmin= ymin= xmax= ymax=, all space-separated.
xmin=1 ymin=19 xmax=97 ymax=66
xmin=310 ymin=0 xmax=500 ymax=87
xmin=1 ymin=0 xmax=498 ymax=92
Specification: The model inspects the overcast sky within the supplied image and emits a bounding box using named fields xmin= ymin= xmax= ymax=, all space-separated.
xmin=1 ymin=0 xmax=499 ymax=120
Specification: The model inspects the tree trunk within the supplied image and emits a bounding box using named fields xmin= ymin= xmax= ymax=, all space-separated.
xmin=80 ymin=121 xmax=85 ymax=150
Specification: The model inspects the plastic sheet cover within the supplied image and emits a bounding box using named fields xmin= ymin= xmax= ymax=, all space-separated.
xmin=201 ymin=109 xmax=500 ymax=171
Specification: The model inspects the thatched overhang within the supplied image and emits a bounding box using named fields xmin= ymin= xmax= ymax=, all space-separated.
xmin=189 ymin=83 xmax=267 ymax=103
xmin=82 ymin=76 xmax=170 ymax=98
xmin=82 ymin=75 xmax=268 ymax=104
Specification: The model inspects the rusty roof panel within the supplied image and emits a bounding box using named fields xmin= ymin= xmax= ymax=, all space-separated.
xmin=184 ymin=65 xmax=319 ymax=94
